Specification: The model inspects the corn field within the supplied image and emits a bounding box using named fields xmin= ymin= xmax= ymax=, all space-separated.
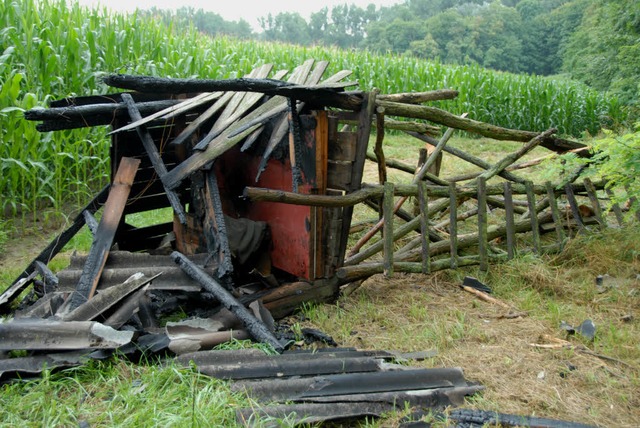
xmin=0 ymin=0 xmax=625 ymax=218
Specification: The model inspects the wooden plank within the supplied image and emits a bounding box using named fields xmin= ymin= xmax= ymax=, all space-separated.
xmin=545 ymin=182 xmax=566 ymax=248
xmin=583 ymin=178 xmax=606 ymax=228
xmin=383 ymin=182 xmax=395 ymax=277
xmin=204 ymin=170 xmax=234 ymax=283
xmin=418 ymin=181 xmax=430 ymax=274
xmin=477 ymin=177 xmax=488 ymax=271
xmin=60 ymin=157 xmax=140 ymax=313
xmin=525 ymin=181 xmax=541 ymax=253
xmin=504 ymin=182 xmax=515 ymax=259
xmin=337 ymin=91 xmax=377 ymax=266
xmin=120 ymin=93 xmax=187 ymax=224
xmin=314 ymin=111 xmax=329 ymax=279
xmin=328 ymin=132 xmax=357 ymax=162
xmin=564 ymin=183 xmax=585 ymax=231
xmin=327 ymin=160 xmax=353 ymax=191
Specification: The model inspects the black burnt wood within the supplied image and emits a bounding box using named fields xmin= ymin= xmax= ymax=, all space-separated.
xmin=103 ymin=75 xmax=362 ymax=110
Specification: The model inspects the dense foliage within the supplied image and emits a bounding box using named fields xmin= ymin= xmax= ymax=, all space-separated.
xmin=0 ymin=0 xmax=624 ymax=217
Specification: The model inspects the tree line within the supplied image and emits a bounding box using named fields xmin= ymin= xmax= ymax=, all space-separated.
xmin=142 ymin=0 xmax=639 ymax=110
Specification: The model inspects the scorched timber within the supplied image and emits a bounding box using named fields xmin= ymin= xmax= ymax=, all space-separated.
xmin=102 ymin=75 xmax=363 ymax=110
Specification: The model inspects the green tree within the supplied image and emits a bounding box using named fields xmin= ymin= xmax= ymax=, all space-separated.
xmin=563 ymin=0 xmax=640 ymax=108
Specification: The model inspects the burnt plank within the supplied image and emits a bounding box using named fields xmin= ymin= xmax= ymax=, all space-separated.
xmin=171 ymin=251 xmax=284 ymax=353
xmin=203 ymin=171 xmax=234 ymax=281
xmin=61 ymin=157 xmax=140 ymax=313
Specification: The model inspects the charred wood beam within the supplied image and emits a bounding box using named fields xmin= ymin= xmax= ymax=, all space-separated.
xmin=102 ymin=75 xmax=362 ymax=110
xmin=171 ymin=251 xmax=284 ymax=353
xmin=377 ymin=100 xmax=586 ymax=154
xmin=24 ymin=100 xmax=181 ymax=122
xmin=60 ymin=157 xmax=140 ymax=314
xmin=28 ymin=100 xmax=181 ymax=131
xmin=2 ymin=185 xmax=110 ymax=313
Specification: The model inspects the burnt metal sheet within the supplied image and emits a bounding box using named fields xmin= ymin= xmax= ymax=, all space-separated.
xmin=177 ymin=348 xmax=393 ymax=368
xmin=0 ymin=351 xmax=91 ymax=380
xmin=0 ymin=319 xmax=134 ymax=351
xmin=232 ymin=368 xmax=468 ymax=401
xmin=236 ymin=401 xmax=392 ymax=425
xmin=62 ymin=273 xmax=159 ymax=322
xmin=57 ymin=251 xmax=212 ymax=292
xmin=197 ymin=355 xmax=382 ymax=380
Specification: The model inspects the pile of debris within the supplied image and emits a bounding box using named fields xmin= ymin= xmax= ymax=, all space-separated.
xmin=0 ymin=59 xmax=615 ymax=423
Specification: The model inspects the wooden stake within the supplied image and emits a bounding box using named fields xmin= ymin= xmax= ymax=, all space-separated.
xmin=477 ymin=177 xmax=488 ymax=272
xmin=383 ymin=182 xmax=395 ymax=277
xmin=525 ymin=181 xmax=541 ymax=253
xmin=504 ymin=182 xmax=516 ymax=260
xmin=418 ymin=181 xmax=430 ymax=274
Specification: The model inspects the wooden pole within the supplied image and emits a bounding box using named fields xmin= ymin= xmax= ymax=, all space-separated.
xmin=383 ymin=182 xmax=395 ymax=277
xmin=449 ymin=182 xmax=458 ymax=269
xmin=503 ymin=182 xmax=516 ymax=260
xmin=477 ymin=177 xmax=488 ymax=271
xmin=418 ymin=181 xmax=430 ymax=274
xmin=545 ymin=182 xmax=566 ymax=248
xmin=525 ymin=181 xmax=541 ymax=253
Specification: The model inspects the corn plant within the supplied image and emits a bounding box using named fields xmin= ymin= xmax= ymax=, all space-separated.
xmin=0 ymin=0 xmax=625 ymax=220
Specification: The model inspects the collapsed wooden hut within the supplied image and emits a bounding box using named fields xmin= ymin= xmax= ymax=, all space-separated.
xmin=1 ymin=59 xmax=620 ymax=360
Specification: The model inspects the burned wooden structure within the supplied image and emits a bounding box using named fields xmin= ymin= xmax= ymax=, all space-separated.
xmin=0 ymin=59 xmax=623 ymax=407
